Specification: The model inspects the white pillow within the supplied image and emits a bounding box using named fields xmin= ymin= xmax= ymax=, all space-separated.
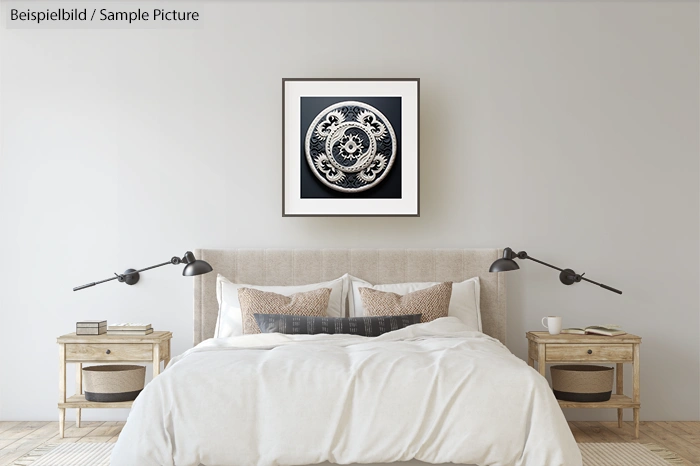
xmin=348 ymin=276 xmax=482 ymax=331
xmin=215 ymin=274 xmax=350 ymax=338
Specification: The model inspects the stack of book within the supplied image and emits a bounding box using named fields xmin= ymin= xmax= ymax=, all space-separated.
xmin=107 ymin=323 xmax=153 ymax=336
xmin=561 ymin=325 xmax=626 ymax=336
xmin=76 ymin=320 xmax=107 ymax=335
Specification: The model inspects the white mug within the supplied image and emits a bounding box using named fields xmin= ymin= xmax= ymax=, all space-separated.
xmin=542 ymin=316 xmax=562 ymax=335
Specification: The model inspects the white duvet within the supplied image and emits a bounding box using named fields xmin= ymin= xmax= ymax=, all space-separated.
xmin=111 ymin=318 xmax=581 ymax=466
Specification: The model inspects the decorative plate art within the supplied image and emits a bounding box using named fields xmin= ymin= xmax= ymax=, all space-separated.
xmin=283 ymin=79 xmax=419 ymax=216
xmin=306 ymin=101 xmax=397 ymax=193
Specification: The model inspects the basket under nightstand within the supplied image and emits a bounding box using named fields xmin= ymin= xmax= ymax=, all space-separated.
xmin=526 ymin=331 xmax=641 ymax=438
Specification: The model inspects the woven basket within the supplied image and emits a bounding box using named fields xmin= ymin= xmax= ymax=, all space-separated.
xmin=83 ymin=365 xmax=145 ymax=402
xmin=551 ymin=365 xmax=614 ymax=402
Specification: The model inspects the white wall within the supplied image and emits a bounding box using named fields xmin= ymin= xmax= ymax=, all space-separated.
xmin=1 ymin=1 xmax=698 ymax=422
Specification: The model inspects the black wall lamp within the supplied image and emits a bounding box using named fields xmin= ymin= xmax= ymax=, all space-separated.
xmin=489 ymin=247 xmax=622 ymax=295
xmin=73 ymin=251 xmax=213 ymax=291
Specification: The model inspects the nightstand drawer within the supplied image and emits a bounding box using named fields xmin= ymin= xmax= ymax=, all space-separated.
xmin=546 ymin=344 xmax=633 ymax=362
xmin=65 ymin=343 xmax=153 ymax=362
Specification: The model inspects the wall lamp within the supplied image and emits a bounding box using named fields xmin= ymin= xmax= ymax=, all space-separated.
xmin=73 ymin=251 xmax=213 ymax=291
xmin=489 ymin=247 xmax=622 ymax=295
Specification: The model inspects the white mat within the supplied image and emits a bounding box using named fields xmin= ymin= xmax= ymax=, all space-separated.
xmin=14 ymin=442 xmax=683 ymax=466
xmin=20 ymin=443 xmax=113 ymax=466
xmin=579 ymin=443 xmax=683 ymax=465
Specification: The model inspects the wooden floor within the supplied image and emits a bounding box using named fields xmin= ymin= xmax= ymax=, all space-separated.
xmin=0 ymin=421 xmax=698 ymax=465
xmin=0 ymin=421 xmax=122 ymax=466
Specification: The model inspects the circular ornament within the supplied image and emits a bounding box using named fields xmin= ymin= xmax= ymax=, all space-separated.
xmin=305 ymin=101 xmax=397 ymax=193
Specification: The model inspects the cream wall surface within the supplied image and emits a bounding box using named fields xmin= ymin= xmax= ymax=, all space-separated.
xmin=0 ymin=1 xmax=698 ymax=421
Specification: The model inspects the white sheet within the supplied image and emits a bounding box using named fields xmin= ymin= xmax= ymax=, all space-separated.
xmin=111 ymin=318 xmax=581 ymax=466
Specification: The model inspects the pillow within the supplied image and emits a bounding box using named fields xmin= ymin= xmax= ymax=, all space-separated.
xmin=254 ymin=314 xmax=422 ymax=337
xmin=348 ymin=276 xmax=482 ymax=331
xmin=215 ymin=274 xmax=349 ymax=338
xmin=360 ymin=282 xmax=453 ymax=323
xmin=238 ymin=288 xmax=331 ymax=334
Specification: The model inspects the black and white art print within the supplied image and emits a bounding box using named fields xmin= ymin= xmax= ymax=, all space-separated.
xmin=302 ymin=97 xmax=401 ymax=199
xmin=283 ymin=79 xmax=419 ymax=216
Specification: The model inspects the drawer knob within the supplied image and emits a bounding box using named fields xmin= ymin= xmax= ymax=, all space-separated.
xmin=105 ymin=349 xmax=111 ymax=355
xmin=587 ymin=349 xmax=593 ymax=355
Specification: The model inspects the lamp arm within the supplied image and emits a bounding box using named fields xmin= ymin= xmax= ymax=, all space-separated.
xmin=73 ymin=257 xmax=181 ymax=291
xmin=520 ymin=254 xmax=567 ymax=274
xmin=579 ymin=276 xmax=623 ymax=295
xmin=73 ymin=274 xmax=120 ymax=291
xmin=519 ymin=252 xmax=622 ymax=295
xmin=129 ymin=259 xmax=177 ymax=275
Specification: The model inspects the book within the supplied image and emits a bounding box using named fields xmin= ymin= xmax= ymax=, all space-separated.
xmin=76 ymin=320 xmax=107 ymax=328
xmin=585 ymin=326 xmax=627 ymax=336
xmin=561 ymin=325 xmax=626 ymax=337
xmin=76 ymin=320 xmax=107 ymax=335
xmin=107 ymin=329 xmax=154 ymax=336
xmin=76 ymin=327 xmax=107 ymax=335
xmin=107 ymin=323 xmax=152 ymax=331
xmin=560 ymin=328 xmax=586 ymax=335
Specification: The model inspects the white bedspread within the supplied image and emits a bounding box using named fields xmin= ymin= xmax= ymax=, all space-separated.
xmin=111 ymin=318 xmax=581 ymax=466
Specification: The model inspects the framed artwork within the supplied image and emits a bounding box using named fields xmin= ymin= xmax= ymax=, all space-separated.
xmin=282 ymin=78 xmax=419 ymax=216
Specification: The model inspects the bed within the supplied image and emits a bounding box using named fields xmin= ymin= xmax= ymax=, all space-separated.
xmin=111 ymin=249 xmax=581 ymax=466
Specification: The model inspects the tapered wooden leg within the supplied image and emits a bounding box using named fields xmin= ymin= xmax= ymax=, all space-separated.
xmin=58 ymin=343 xmax=66 ymax=437
xmin=59 ymin=344 xmax=66 ymax=403
xmin=59 ymin=408 xmax=66 ymax=438
xmin=153 ymin=343 xmax=161 ymax=377
xmin=164 ymin=339 xmax=171 ymax=369
xmin=537 ymin=344 xmax=546 ymax=378
xmin=633 ymin=344 xmax=640 ymax=439
xmin=76 ymin=363 xmax=82 ymax=428
xmin=616 ymin=363 xmax=624 ymax=427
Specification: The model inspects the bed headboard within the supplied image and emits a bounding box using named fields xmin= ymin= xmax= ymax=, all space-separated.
xmin=193 ymin=249 xmax=506 ymax=346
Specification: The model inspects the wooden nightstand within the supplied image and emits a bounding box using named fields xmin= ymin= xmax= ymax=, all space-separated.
xmin=56 ymin=331 xmax=172 ymax=438
xmin=526 ymin=331 xmax=641 ymax=438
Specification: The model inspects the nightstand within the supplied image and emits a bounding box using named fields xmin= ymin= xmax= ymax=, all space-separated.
xmin=56 ymin=331 xmax=172 ymax=438
xmin=526 ymin=331 xmax=641 ymax=438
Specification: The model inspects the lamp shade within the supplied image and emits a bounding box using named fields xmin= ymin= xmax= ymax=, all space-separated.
xmin=489 ymin=258 xmax=520 ymax=273
xmin=182 ymin=260 xmax=213 ymax=276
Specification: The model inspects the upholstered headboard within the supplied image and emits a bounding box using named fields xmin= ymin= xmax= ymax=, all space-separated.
xmin=193 ymin=249 xmax=506 ymax=345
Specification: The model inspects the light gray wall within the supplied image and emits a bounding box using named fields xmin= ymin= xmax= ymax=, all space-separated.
xmin=1 ymin=1 xmax=698 ymax=422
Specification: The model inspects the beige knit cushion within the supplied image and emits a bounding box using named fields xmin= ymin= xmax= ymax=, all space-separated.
xmin=238 ymin=287 xmax=332 ymax=334
xmin=360 ymin=282 xmax=453 ymax=323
